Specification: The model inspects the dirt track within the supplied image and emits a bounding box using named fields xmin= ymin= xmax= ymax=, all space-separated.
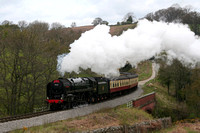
xmin=139 ymin=62 xmax=156 ymax=86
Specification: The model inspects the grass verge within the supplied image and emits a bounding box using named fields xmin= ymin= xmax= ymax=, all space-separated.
xmin=128 ymin=61 xmax=152 ymax=81
xmin=11 ymin=105 xmax=153 ymax=133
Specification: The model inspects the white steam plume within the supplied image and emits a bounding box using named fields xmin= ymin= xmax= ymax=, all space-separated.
xmin=57 ymin=19 xmax=200 ymax=77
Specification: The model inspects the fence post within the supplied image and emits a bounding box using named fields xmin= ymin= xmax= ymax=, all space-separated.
xmin=127 ymin=101 xmax=133 ymax=108
xmin=123 ymin=125 xmax=128 ymax=133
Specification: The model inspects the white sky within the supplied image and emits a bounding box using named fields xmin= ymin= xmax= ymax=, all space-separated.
xmin=0 ymin=0 xmax=199 ymax=27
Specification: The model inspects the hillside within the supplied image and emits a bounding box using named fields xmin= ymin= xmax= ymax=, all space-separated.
xmin=69 ymin=23 xmax=137 ymax=36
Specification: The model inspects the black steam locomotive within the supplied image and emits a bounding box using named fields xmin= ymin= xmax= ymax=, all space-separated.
xmin=46 ymin=73 xmax=138 ymax=110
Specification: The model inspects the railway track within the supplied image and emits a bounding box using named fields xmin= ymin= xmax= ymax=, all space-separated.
xmin=0 ymin=103 xmax=89 ymax=123
xmin=0 ymin=110 xmax=52 ymax=123
xmin=0 ymin=96 xmax=128 ymax=123
xmin=0 ymin=89 xmax=135 ymax=123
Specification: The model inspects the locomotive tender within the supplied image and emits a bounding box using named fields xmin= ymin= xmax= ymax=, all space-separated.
xmin=46 ymin=73 xmax=138 ymax=110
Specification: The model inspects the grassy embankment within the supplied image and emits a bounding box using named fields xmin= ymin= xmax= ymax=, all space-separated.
xmin=12 ymin=106 xmax=152 ymax=133
xmin=135 ymin=61 xmax=152 ymax=81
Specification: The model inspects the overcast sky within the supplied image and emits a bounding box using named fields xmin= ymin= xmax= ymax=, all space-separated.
xmin=0 ymin=0 xmax=199 ymax=27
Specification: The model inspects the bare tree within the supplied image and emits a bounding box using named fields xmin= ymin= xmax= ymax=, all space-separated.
xmin=123 ymin=12 xmax=136 ymax=23
xmin=51 ymin=22 xmax=65 ymax=30
xmin=101 ymin=20 xmax=109 ymax=25
xmin=145 ymin=12 xmax=154 ymax=21
xmin=28 ymin=20 xmax=49 ymax=36
xmin=18 ymin=20 xmax=28 ymax=30
xmin=71 ymin=22 xmax=76 ymax=27
xmin=1 ymin=20 xmax=13 ymax=25
xmin=92 ymin=17 xmax=103 ymax=26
